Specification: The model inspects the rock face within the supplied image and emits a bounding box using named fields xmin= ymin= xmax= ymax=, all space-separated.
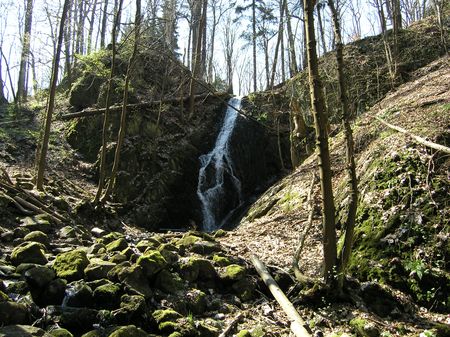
xmin=67 ymin=95 xmax=282 ymax=230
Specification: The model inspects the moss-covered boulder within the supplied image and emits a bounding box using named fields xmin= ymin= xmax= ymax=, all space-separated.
xmin=59 ymin=308 xmax=99 ymax=335
xmin=10 ymin=242 xmax=47 ymax=266
xmin=23 ymin=231 xmax=49 ymax=246
xmin=136 ymin=238 xmax=161 ymax=252
xmin=191 ymin=241 xmax=221 ymax=255
xmin=106 ymin=238 xmax=128 ymax=252
xmin=154 ymin=270 xmax=184 ymax=294
xmin=212 ymin=255 xmax=232 ymax=267
xmin=53 ymin=249 xmax=89 ymax=281
xmin=84 ymin=259 xmax=117 ymax=281
xmin=24 ymin=265 xmax=55 ymax=288
xmin=232 ymin=278 xmax=255 ymax=301
xmin=197 ymin=322 xmax=219 ymax=337
xmin=136 ymin=250 xmax=167 ymax=279
xmin=350 ymin=318 xmax=380 ymax=337
xmin=236 ymin=330 xmax=252 ymax=337
xmin=152 ymin=309 xmax=183 ymax=324
xmin=48 ymin=328 xmax=74 ymax=337
xmin=185 ymin=289 xmax=207 ymax=315
xmin=98 ymin=232 xmax=125 ymax=246
xmin=220 ymin=264 xmax=246 ymax=282
xmin=93 ymin=283 xmax=121 ymax=309
xmin=110 ymin=264 xmax=152 ymax=298
xmin=108 ymin=325 xmax=148 ymax=337
xmin=112 ymin=294 xmax=148 ymax=325
xmin=176 ymin=234 xmax=202 ymax=250
xmin=20 ymin=215 xmax=52 ymax=233
xmin=179 ymin=257 xmax=217 ymax=282
xmin=64 ymin=281 xmax=94 ymax=308
xmin=0 ymin=325 xmax=52 ymax=337
xmin=0 ymin=302 xmax=30 ymax=325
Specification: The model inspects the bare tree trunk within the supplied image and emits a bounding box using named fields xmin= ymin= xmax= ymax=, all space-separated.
xmin=35 ymin=0 xmax=71 ymax=190
xmin=16 ymin=0 xmax=34 ymax=103
xmin=252 ymin=0 xmax=257 ymax=92
xmin=284 ymin=0 xmax=298 ymax=76
xmin=317 ymin=3 xmax=327 ymax=55
xmin=100 ymin=0 xmax=109 ymax=48
xmin=0 ymin=49 xmax=16 ymax=103
xmin=102 ymin=0 xmax=141 ymax=202
xmin=63 ymin=0 xmax=72 ymax=86
xmin=304 ymin=0 xmax=337 ymax=285
xmin=270 ymin=0 xmax=286 ymax=89
xmin=0 ymin=51 xmax=7 ymax=104
xmin=94 ymin=0 xmax=123 ymax=203
xmin=201 ymin=0 xmax=208 ymax=78
xmin=289 ymin=98 xmax=308 ymax=167
xmin=327 ymin=0 xmax=358 ymax=290
xmin=30 ymin=52 xmax=38 ymax=95
xmin=87 ymin=0 xmax=98 ymax=54
xmin=189 ymin=0 xmax=207 ymax=117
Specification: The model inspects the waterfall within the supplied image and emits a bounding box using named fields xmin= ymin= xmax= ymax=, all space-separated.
xmin=197 ymin=97 xmax=243 ymax=231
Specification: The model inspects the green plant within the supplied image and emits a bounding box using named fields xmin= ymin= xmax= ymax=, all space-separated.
xmin=405 ymin=259 xmax=428 ymax=280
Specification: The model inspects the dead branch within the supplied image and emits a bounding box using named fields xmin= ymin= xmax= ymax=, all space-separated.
xmin=59 ymin=93 xmax=217 ymax=120
xmin=218 ymin=313 xmax=243 ymax=337
xmin=293 ymin=174 xmax=316 ymax=283
xmin=14 ymin=196 xmax=62 ymax=224
xmin=250 ymin=253 xmax=311 ymax=337
xmin=376 ymin=116 xmax=450 ymax=154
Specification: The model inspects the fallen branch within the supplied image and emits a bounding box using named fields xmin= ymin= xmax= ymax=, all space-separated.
xmin=14 ymin=196 xmax=62 ymax=224
xmin=376 ymin=116 xmax=450 ymax=154
xmin=218 ymin=313 xmax=243 ymax=337
xmin=250 ymin=253 xmax=311 ymax=337
xmin=293 ymin=173 xmax=317 ymax=283
xmin=59 ymin=93 xmax=218 ymax=120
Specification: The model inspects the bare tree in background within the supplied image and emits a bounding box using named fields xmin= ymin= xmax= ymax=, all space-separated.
xmin=16 ymin=0 xmax=34 ymax=104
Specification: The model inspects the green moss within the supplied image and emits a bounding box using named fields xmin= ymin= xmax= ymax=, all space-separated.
xmin=136 ymin=250 xmax=167 ymax=278
xmin=152 ymin=309 xmax=183 ymax=324
xmin=10 ymin=242 xmax=48 ymax=266
xmin=213 ymin=254 xmax=232 ymax=266
xmin=154 ymin=270 xmax=184 ymax=294
xmin=222 ymin=264 xmax=246 ymax=281
xmin=49 ymin=328 xmax=74 ymax=337
xmin=53 ymin=249 xmax=89 ymax=281
xmin=236 ymin=330 xmax=252 ymax=337
xmin=176 ymin=234 xmax=202 ymax=248
xmin=108 ymin=325 xmax=148 ymax=337
xmin=106 ymin=238 xmax=128 ymax=252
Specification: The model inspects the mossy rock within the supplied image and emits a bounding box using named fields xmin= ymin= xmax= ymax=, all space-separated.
xmin=152 ymin=309 xmax=182 ymax=324
xmin=197 ymin=322 xmax=219 ymax=337
xmin=106 ymin=238 xmax=129 ymax=252
xmin=113 ymin=294 xmax=148 ymax=325
xmin=158 ymin=245 xmax=179 ymax=265
xmin=20 ymin=215 xmax=52 ymax=233
xmin=179 ymin=257 xmax=217 ymax=282
xmin=350 ymin=318 xmax=380 ymax=337
xmin=0 ymin=302 xmax=30 ymax=325
xmin=136 ymin=238 xmax=161 ymax=252
xmin=59 ymin=308 xmax=99 ymax=335
xmin=0 ymin=290 xmax=9 ymax=302
xmin=232 ymin=278 xmax=255 ymax=301
xmin=236 ymin=330 xmax=252 ymax=337
xmin=24 ymin=265 xmax=56 ymax=288
xmin=154 ymin=270 xmax=184 ymax=294
xmin=10 ymin=242 xmax=48 ymax=266
xmin=108 ymin=325 xmax=148 ymax=337
xmin=191 ymin=241 xmax=221 ymax=255
xmin=176 ymin=234 xmax=202 ymax=249
xmin=23 ymin=231 xmax=49 ymax=246
xmin=93 ymin=283 xmax=121 ymax=309
xmin=186 ymin=289 xmax=207 ymax=315
xmin=112 ymin=264 xmax=153 ymax=298
xmin=49 ymin=328 xmax=74 ymax=337
xmin=136 ymin=250 xmax=167 ymax=279
xmin=53 ymin=249 xmax=89 ymax=281
xmin=84 ymin=259 xmax=117 ymax=281
xmin=64 ymin=281 xmax=94 ymax=308
xmin=212 ymin=255 xmax=232 ymax=267
xmin=0 ymin=325 xmax=52 ymax=337
xmin=98 ymin=232 xmax=125 ymax=245
xmin=221 ymin=264 xmax=246 ymax=282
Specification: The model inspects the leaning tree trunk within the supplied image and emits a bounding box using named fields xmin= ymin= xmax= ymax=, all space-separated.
xmin=252 ymin=0 xmax=257 ymax=92
xmin=35 ymin=0 xmax=71 ymax=190
xmin=270 ymin=0 xmax=286 ymax=89
xmin=303 ymin=0 xmax=337 ymax=285
xmin=94 ymin=0 xmax=123 ymax=204
xmin=327 ymin=0 xmax=358 ymax=290
xmin=101 ymin=0 xmax=141 ymax=202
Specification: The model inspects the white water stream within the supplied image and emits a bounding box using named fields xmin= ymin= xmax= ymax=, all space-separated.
xmin=197 ymin=97 xmax=243 ymax=231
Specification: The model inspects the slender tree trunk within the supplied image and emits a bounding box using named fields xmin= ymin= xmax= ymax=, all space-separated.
xmin=35 ymin=0 xmax=71 ymax=190
xmin=189 ymin=0 xmax=206 ymax=117
xmin=100 ymin=0 xmax=109 ymax=48
xmin=327 ymin=0 xmax=358 ymax=290
xmin=16 ymin=0 xmax=34 ymax=103
xmin=264 ymin=38 xmax=270 ymax=89
xmin=201 ymin=0 xmax=208 ymax=79
xmin=30 ymin=52 xmax=38 ymax=95
xmin=284 ymin=0 xmax=298 ymax=76
xmin=252 ymin=0 xmax=257 ymax=92
xmin=0 ymin=52 xmax=7 ymax=104
xmin=101 ymin=0 xmax=141 ymax=202
xmin=87 ymin=0 xmax=98 ymax=54
xmin=0 ymin=49 xmax=16 ymax=103
xmin=317 ymin=4 xmax=327 ymax=55
xmin=94 ymin=0 xmax=123 ymax=203
xmin=304 ymin=0 xmax=337 ymax=284
xmin=208 ymin=3 xmax=217 ymax=83
xmin=63 ymin=0 xmax=72 ymax=86
xmin=270 ymin=0 xmax=286 ymax=89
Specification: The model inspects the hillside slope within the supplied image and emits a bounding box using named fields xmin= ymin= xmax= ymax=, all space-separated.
xmin=219 ymin=57 xmax=449 ymax=313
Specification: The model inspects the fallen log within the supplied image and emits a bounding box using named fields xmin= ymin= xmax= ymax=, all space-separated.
xmin=59 ymin=93 xmax=217 ymax=120
xmin=376 ymin=116 xmax=450 ymax=154
xmin=250 ymin=253 xmax=311 ymax=337
xmin=218 ymin=313 xmax=243 ymax=337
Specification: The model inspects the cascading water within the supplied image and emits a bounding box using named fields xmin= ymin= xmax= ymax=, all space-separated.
xmin=197 ymin=97 xmax=243 ymax=231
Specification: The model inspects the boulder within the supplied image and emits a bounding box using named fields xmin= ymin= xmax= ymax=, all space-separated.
xmin=136 ymin=251 xmax=167 ymax=279
xmin=136 ymin=238 xmax=161 ymax=252
xmin=154 ymin=270 xmax=184 ymax=294
xmin=0 ymin=325 xmax=52 ymax=337
xmin=23 ymin=231 xmax=49 ymax=247
xmin=0 ymin=302 xmax=30 ymax=325
xmin=59 ymin=308 xmax=99 ymax=335
xmin=220 ymin=264 xmax=246 ymax=282
xmin=24 ymin=266 xmax=55 ymax=288
xmin=152 ymin=309 xmax=182 ymax=325
xmin=110 ymin=264 xmax=152 ymax=298
xmin=108 ymin=325 xmax=148 ymax=337
xmin=93 ymin=283 xmax=121 ymax=310
xmin=179 ymin=257 xmax=217 ymax=282
xmin=63 ymin=281 xmax=94 ymax=308
xmin=20 ymin=216 xmax=51 ymax=233
xmin=48 ymin=328 xmax=73 ymax=337
xmin=185 ymin=289 xmax=207 ymax=315
xmin=106 ymin=238 xmax=128 ymax=253
xmin=10 ymin=242 xmax=47 ymax=266
xmin=84 ymin=259 xmax=116 ymax=281
xmin=40 ymin=278 xmax=66 ymax=306
xmin=53 ymin=249 xmax=89 ymax=281
xmin=112 ymin=294 xmax=147 ymax=325
xmin=191 ymin=241 xmax=221 ymax=255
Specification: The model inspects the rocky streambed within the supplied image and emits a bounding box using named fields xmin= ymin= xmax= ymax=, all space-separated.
xmin=0 ymin=215 xmax=266 ymax=337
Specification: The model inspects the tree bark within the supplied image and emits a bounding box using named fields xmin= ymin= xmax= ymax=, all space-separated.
xmin=16 ymin=0 xmax=34 ymax=103
xmin=35 ymin=0 xmax=71 ymax=190
xmin=101 ymin=0 xmax=141 ymax=202
xmin=94 ymin=0 xmax=123 ymax=203
xmin=270 ymin=0 xmax=286 ymax=89
xmin=304 ymin=0 xmax=337 ymax=284
xmin=100 ymin=0 xmax=109 ymax=48
xmin=284 ymin=0 xmax=298 ymax=76
xmin=63 ymin=0 xmax=72 ymax=85
xmin=316 ymin=3 xmax=327 ymax=55
xmin=252 ymin=0 xmax=257 ymax=92
xmin=327 ymin=0 xmax=358 ymax=290
xmin=87 ymin=0 xmax=98 ymax=54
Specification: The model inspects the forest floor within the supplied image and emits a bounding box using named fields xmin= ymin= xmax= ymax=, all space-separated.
xmin=0 ymin=58 xmax=449 ymax=337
